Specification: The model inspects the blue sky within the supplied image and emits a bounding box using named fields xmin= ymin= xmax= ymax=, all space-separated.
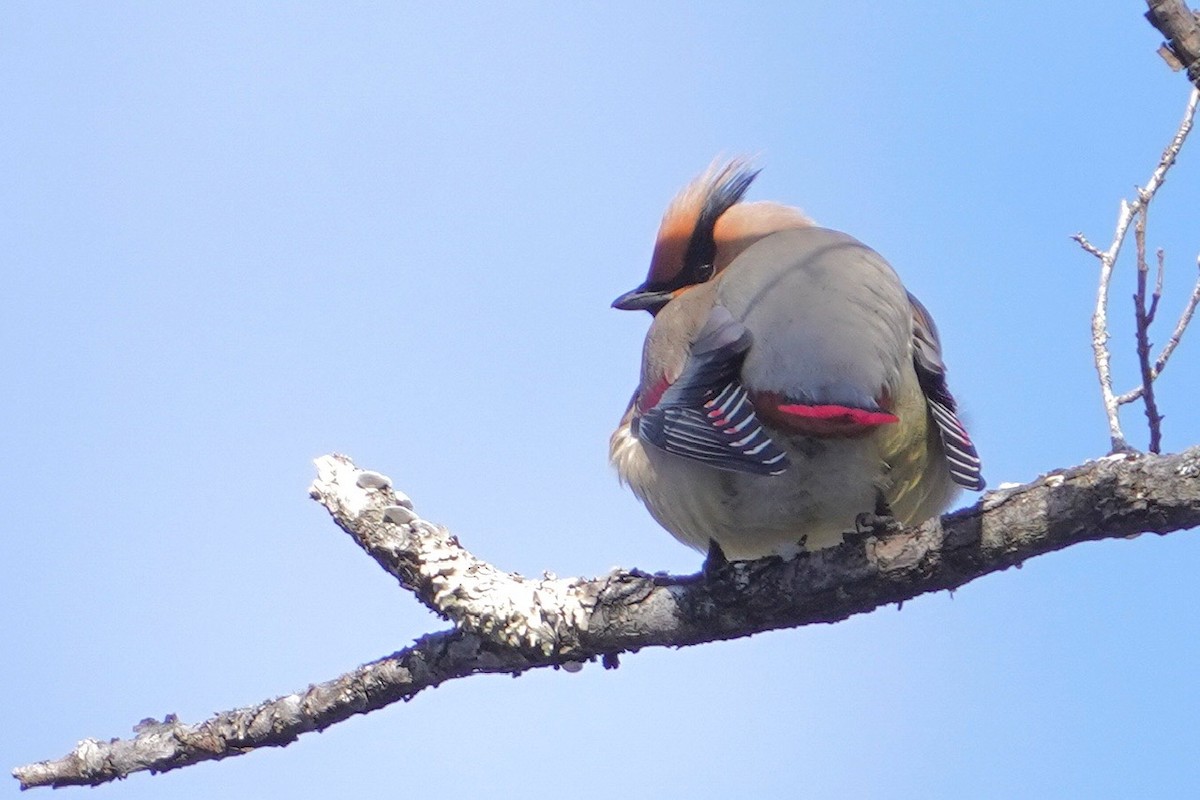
xmin=4 ymin=3 xmax=1199 ymax=798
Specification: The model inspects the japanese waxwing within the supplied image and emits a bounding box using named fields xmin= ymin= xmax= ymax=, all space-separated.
xmin=610 ymin=160 xmax=984 ymax=559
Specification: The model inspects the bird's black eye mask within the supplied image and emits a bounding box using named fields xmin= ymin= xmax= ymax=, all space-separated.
xmin=680 ymin=166 xmax=760 ymax=287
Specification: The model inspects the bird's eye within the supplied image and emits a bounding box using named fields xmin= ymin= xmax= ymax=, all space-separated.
xmin=697 ymin=262 xmax=714 ymax=281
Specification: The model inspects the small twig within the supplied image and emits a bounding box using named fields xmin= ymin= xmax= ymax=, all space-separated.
xmin=1157 ymin=254 xmax=1200 ymax=372
xmin=1115 ymin=255 xmax=1200 ymax=404
xmin=1079 ymin=206 xmax=1130 ymax=451
xmin=1072 ymin=232 xmax=1105 ymax=259
xmin=1133 ymin=212 xmax=1165 ymax=452
xmin=1152 ymin=247 xmax=1166 ymax=323
xmin=1074 ymin=87 xmax=1199 ymax=452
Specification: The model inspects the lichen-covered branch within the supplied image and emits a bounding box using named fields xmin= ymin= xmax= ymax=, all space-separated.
xmin=309 ymin=457 xmax=594 ymax=655
xmin=17 ymin=447 xmax=1200 ymax=790
xmin=11 ymin=629 xmax=549 ymax=790
xmin=1073 ymin=86 xmax=1199 ymax=452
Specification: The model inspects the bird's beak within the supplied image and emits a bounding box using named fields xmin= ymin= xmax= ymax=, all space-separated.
xmin=612 ymin=285 xmax=672 ymax=312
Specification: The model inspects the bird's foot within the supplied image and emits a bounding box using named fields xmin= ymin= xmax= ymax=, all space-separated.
xmin=853 ymin=511 xmax=903 ymax=538
xmin=701 ymin=538 xmax=730 ymax=580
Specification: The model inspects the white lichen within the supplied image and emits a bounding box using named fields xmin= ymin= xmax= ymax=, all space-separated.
xmin=1176 ymin=456 xmax=1200 ymax=478
xmin=74 ymin=738 xmax=105 ymax=776
xmin=313 ymin=454 xmax=596 ymax=656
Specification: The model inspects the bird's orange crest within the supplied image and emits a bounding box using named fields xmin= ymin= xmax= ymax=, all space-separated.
xmin=646 ymin=158 xmax=760 ymax=289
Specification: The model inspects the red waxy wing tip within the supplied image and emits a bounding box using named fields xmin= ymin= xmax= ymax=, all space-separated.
xmin=775 ymin=404 xmax=899 ymax=426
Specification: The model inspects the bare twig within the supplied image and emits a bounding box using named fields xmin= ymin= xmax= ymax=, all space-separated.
xmin=1117 ymin=254 xmax=1200 ymax=407
xmin=1072 ymin=232 xmax=1105 ymax=259
xmin=1153 ymin=247 xmax=1166 ymax=322
xmin=15 ymin=449 xmax=1200 ymax=790
xmin=1133 ymin=212 xmax=1165 ymax=452
xmin=1073 ymin=87 xmax=1199 ymax=452
xmin=1155 ymin=255 xmax=1200 ymax=372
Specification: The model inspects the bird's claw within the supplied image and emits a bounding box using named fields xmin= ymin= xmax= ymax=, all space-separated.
xmin=854 ymin=511 xmax=903 ymax=537
xmin=701 ymin=538 xmax=730 ymax=580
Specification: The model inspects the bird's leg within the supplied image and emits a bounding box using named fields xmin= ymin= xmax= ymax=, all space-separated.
xmin=701 ymin=538 xmax=730 ymax=580
xmin=853 ymin=494 xmax=902 ymax=537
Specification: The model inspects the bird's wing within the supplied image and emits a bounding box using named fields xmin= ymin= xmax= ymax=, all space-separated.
xmin=636 ymin=305 xmax=790 ymax=475
xmin=908 ymin=292 xmax=985 ymax=490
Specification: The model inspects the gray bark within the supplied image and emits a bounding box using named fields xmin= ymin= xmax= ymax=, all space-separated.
xmin=1147 ymin=0 xmax=1200 ymax=86
xmin=14 ymin=447 xmax=1200 ymax=790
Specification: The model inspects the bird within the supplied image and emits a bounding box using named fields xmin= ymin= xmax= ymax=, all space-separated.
xmin=610 ymin=160 xmax=984 ymax=560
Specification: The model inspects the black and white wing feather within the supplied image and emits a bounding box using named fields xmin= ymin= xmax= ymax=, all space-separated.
xmin=636 ymin=305 xmax=789 ymax=476
xmin=908 ymin=292 xmax=985 ymax=490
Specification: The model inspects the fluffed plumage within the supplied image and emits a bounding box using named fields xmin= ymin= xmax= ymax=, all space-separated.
xmin=611 ymin=160 xmax=984 ymax=558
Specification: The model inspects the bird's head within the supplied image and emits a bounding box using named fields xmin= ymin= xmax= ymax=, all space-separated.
xmin=612 ymin=159 xmax=812 ymax=314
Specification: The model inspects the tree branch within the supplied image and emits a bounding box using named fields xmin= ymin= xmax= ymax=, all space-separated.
xmin=1116 ymin=255 xmax=1200 ymax=405
xmin=16 ymin=448 xmax=1200 ymax=790
xmin=1133 ymin=213 xmax=1165 ymax=452
xmin=1073 ymin=86 xmax=1199 ymax=452
xmin=11 ymin=629 xmax=552 ymax=790
xmin=1146 ymin=0 xmax=1200 ymax=88
xmin=16 ymin=9 xmax=1200 ymax=792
